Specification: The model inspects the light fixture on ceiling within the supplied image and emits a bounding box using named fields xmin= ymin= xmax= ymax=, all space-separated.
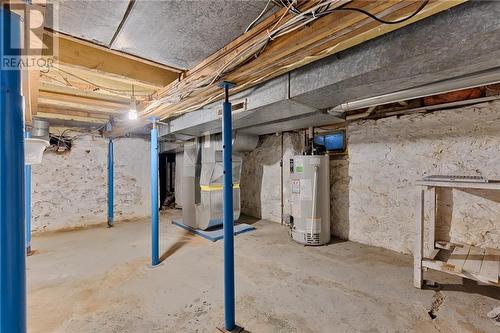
xmin=128 ymin=85 xmax=138 ymax=120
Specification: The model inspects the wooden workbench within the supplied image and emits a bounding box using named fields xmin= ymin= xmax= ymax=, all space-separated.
xmin=414 ymin=179 xmax=500 ymax=288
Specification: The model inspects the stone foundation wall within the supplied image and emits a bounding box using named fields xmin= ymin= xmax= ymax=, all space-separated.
xmin=340 ymin=101 xmax=500 ymax=254
xmin=240 ymin=101 xmax=500 ymax=254
xmin=241 ymin=132 xmax=305 ymax=222
xmin=31 ymin=135 xmax=151 ymax=232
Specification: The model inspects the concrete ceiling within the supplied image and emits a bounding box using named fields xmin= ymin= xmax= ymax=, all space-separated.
xmin=48 ymin=0 xmax=274 ymax=70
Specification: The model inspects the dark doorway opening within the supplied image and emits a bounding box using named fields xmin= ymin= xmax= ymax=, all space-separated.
xmin=159 ymin=152 xmax=176 ymax=210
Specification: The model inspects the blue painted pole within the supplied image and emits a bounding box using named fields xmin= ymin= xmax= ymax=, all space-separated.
xmin=150 ymin=118 xmax=159 ymax=266
xmin=24 ymin=131 xmax=32 ymax=255
xmin=220 ymin=82 xmax=235 ymax=331
xmin=1 ymin=8 xmax=27 ymax=333
xmin=107 ymin=139 xmax=114 ymax=227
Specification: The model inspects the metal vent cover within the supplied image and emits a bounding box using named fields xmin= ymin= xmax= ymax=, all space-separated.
xmin=305 ymin=233 xmax=320 ymax=245
xmin=216 ymin=99 xmax=247 ymax=117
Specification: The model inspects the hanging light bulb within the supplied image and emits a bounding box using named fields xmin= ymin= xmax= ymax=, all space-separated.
xmin=128 ymin=96 xmax=138 ymax=120
xmin=128 ymin=85 xmax=137 ymax=120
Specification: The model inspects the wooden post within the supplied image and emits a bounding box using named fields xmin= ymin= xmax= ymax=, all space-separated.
xmin=414 ymin=187 xmax=425 ymax=288
xmin=424 ymin=186 xmax=436 ymax=258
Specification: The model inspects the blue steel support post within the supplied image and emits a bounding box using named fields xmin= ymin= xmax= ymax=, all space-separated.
xmin=220 ymin=81 xmax=236 ymax=331
xmin=1 ymin=8 xmax=27 ymax=333
xmin=107 ymin=139 xmax=114 ymax=227
xmin=150 ymin=118 xmax=160 ymax=266
xmin=24 ymin=131 xmax=32 ymax=254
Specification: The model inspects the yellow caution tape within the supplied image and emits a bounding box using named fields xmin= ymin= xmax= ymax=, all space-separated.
xmin=200 ymin=183 xmax=240 ymax=191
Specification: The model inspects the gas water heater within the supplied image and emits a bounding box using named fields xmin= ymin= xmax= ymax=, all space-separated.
xmin=289 ymin=155 xmax=330 ymax=245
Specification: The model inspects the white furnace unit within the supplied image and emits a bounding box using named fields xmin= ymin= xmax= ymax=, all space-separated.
xmin=289 ymin=155 xmax=330 ymax=245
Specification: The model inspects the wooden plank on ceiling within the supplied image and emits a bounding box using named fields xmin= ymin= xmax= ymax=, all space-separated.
xmin=39 ymin=90 xmax=130 ymax=109
xmin=109 ymin=0 xmax=467 ymax=136
xmin=44 ymin=30 xmax=180 ymax=87
xmin=52 ymin=63 xmax=163 ymax=91
xmin=39 ymin=81 xmax=130 ymax=104
xmin=38 ymin=91 xmax=129 ymax=114
xmin=39 ymin=69 xmax=153 ymax=100
xmin=36 ymin=111 xmax=108 ymax=124
xmin=147 ymin=0 xmax=467 ymax=119
xmin=38 ymin=107 xmax=110 ymax=120
xmin=37 ymin=98 xmax=123 ymax=114
xmin=48 ymin=29 xmax=182 ymax=73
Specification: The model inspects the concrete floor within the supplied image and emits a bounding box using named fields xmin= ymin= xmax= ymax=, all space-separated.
xmin=28 ymin=210 xmax=499 ymax=333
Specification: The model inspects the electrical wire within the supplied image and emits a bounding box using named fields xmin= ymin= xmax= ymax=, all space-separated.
xmin=273 ymin=0 xmax=430 ymax=24
xmin=145 ymin=0 xmax=430 ymax=118
xmin=49 ymin=123 xmax=108 ymax=152
xmin=47 ymin=65 xmax=154 ymax=97
xmin=143 ymin=0 xmax=349 ymax=116
xmin=331 ymin=0 xmax=430 ymax=24
xmin=245 ymin=0 xmax=273 ymax=32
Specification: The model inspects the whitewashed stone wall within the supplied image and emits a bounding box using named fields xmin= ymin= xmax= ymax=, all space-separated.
xmin=341 ymin=101 xmax=500 ymax=254
xmin=31 ymin=135 xmax=150 ymax=232
xmin=241 ymin=101 xmax=500 ymax=255
xmin=241 ymin=132 xmax=304 ymax=222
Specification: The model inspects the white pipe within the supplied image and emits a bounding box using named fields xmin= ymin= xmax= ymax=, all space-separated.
xmin=328 ymin=68 xmax=500 ymax=114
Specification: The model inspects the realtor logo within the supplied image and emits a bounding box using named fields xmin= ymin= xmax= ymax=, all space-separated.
xmin=1 ymin=1 xmax=58 ymax=70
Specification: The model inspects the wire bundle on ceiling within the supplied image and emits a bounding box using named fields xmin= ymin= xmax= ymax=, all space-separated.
xmin=144 ymin=0 xmax=430 ymax=118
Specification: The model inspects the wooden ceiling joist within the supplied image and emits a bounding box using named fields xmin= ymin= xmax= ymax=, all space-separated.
xmin=44 ymin=30 xmax=180 ymax=87
xmin=39 ymin=82 xmax=131 ymax=104
xmin=33 ymin=29 xmax=182 ymax=127
xmin=48 ymin=30 xmax=182 ymax=74
xmin=38 ymin=90 xmax=128 ymax=111
xmin=36 ymin=109 xmax=109 ymax=125
xmin=127 ymin=0 xmax=466 ymax=128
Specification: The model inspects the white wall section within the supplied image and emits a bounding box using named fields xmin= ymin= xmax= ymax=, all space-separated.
xmin=241 ymin=101 xmax=500 ymax=254
xmin=339 ymin=101 xmax=500 ymax=253
xmin=241 ymin=132 xmax=304 ymax=222
xmin=31 ymin=136 xmax=151 ymax=232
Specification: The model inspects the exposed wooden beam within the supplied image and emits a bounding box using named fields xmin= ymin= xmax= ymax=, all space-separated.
xmin=38 ymin=99 xmax=124 ymax=114
xmin=137 ymin=0 xmax=466 ymax=122
xmin=36 ymin=111 xmax=108 ymax=124
xmin=51 ymin=62 xmax=162 ymax=91
xmin=39 ymin=69 xmax=152 ymax=100
xmin=37 ymin=102 xmax=113 ymax=115
xmin=22 ymin=69 xmax=40 ymax=124
xmin=39 ymin=81 xmax=131 ymax=104
xmin=44 ymin=30 xmax=180 ymax=87
xmin=38 ymin=90 xmax=128 ymax=110
xmin=18 ymin=2 xmax=46 ymax=124
xmin=38 ymin=107 xmax=110 ymax=120
xmin=50 ymin=29 xmax=182 ymax=73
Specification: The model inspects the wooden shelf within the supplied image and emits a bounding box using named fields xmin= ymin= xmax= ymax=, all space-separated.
xmin=414 ymin=179 xmax=500 ymax=289
xmin=421 ymin=243 xmax=500 ymax=286
xmin=416 ymin=180 xmax=500 ymax=190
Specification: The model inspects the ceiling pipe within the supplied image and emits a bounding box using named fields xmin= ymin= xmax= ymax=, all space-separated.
xmin=367 ymin=95 xmax=500 ymax=119
xmin=327 ymin=67 xmax=500 ymax=114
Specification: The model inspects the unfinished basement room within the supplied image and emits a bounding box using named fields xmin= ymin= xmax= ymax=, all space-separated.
xmin=1 ymin=0 xmax=500 ymax=332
